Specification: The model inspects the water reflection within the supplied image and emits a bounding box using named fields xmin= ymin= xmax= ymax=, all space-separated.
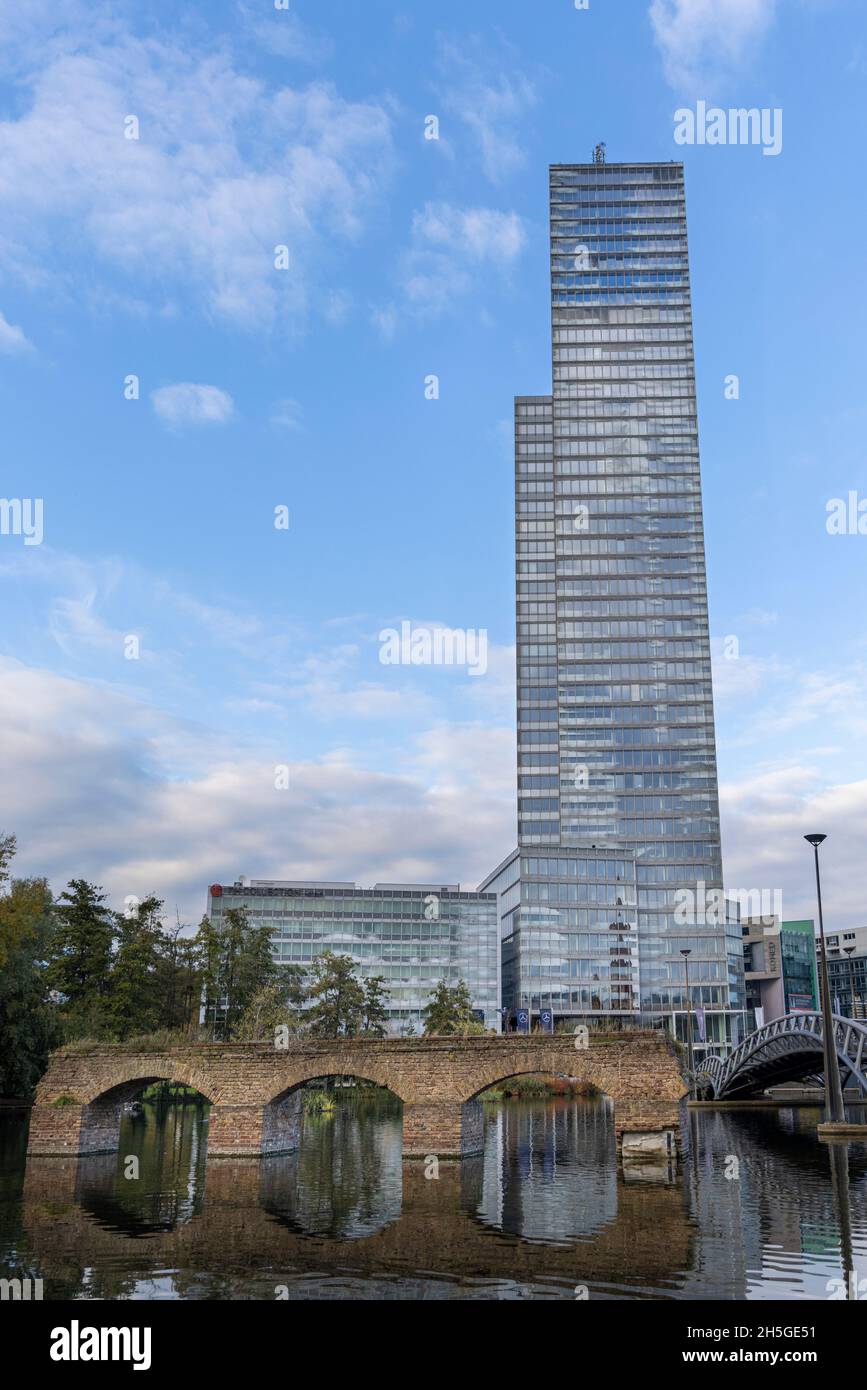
xmin=2 ymin=1097 xmax=865 ymax=1300
xmin=476 ymin=1100 xmax=618 ymax=1242
xmin=77 ymin=1104 xmax=208 ymax=1236
xmin=261 ymin=1093 xmax=403 ymax=1239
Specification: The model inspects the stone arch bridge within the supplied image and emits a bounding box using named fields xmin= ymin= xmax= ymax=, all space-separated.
xmin=27 ymin=1034 xmax=687 ymax=1160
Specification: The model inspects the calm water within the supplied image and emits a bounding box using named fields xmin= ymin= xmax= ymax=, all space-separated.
xmin=2 ymin=1096 xmax=866 ymax=1300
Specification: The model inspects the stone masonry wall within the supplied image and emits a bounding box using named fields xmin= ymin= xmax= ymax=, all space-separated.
xmin=28 ymin=1034 xmax=686 ymax=1158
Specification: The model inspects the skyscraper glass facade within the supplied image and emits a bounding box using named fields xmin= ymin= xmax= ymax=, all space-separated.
xmin=484 ymin=161 xmax=745 ymax=1054
xmin=206 ymin=880 xmax=500 ymax=1034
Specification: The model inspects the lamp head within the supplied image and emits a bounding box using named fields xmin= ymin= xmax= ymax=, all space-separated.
xmin=680 ymin=948 xmax=691 ymax=958
xmin=804 ymin=833 xmax=827 ymax=848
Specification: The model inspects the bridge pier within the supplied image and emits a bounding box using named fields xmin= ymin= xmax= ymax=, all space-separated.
xmin=28 ymin=1084 xmax=144 ymax=1156
xmin=614 ymin=1099 xmax=683 ymax=1163
xmin=208 ymin=1094 xmax=302 ymax=1157
xmin=402 ymin=1099 xmax=484 ymax=1159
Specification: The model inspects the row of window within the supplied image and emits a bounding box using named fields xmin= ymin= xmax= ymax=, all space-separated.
xmin=561 ymin=731 xmax=716 ymax=751
xmin=550 ymin=169 xmax=682 ymax=185
xmin=523 ymin=623 xmax=709 ymax=643
xmin=267 ymin=920 xmax=494 ymax=938
xmin=551 ymin=202 xmax=685 ymax=217
xmin=523 ymin=704 xmax=714 ymax=727
xmin=554 ymin=290 xmax=691 ymax=306
xmin=510 ymin=902 xmax=722 ymax=934
xmin=552 ymin=328 xmax=693 ymax=345
xmin=554 ymin=641 xmax=708 ymax=662
xmin=554 ymin=384 xmax=702 ymax=402
xmin=522 ymin=747 xmax=716 ymax=771
xmin=520 ymin=482 xmax=702 ymax=500
xmin=521 ymin=666 xmax=712 ymax=684
xmin=552 ymin=182 xmax=685 ymax=199
xmin=555 ymin=603 xmax=708 ymax=621
xmin=521 ymin=559 xmax=703 ymax=576
xmin=555 ymin=245 xmax=691 ymax=265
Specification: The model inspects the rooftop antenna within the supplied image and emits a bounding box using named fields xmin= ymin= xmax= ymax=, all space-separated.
xmin=593 ymin=141 xmax=606 ymax=165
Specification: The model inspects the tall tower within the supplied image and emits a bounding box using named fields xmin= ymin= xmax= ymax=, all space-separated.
xmin=485 ymin=161 xmax=745 ymax=1054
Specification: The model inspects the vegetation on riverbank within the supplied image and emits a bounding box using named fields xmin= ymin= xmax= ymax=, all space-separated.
xmin=481 ymin=1075 xmax=600 ymax=1101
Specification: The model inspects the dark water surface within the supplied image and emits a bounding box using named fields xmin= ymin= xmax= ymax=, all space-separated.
xmin=2 ymin=1096 xmax=866 ymax=1300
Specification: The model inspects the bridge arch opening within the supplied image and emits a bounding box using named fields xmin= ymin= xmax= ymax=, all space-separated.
xmin=261 ymin=1074 xmax=403 ymax=1146
xmin=467 ymin=1070 xmax=601 ymax=1105
xmin=55 ymin=1074 xmax=214 ymax=1160
xmin=259 ymin=1074 xmax=404 ymax=1239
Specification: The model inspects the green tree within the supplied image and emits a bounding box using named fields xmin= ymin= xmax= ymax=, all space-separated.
xmin=360 ymin=974 xmax=390 ymax=1037
xmin=222 ymin=908 xmax=278 ymax=1036
xmin=0 ymin=833 xmax=17 ymax=957
xmin=106 ymin=895 xmax=165 ymax=1040
xmin=422 ymin=979 xmax=484 ymax=1036
xmin=195 ymin=908 xmax=279 ymax=1039
xmin=234 ymin=966 xmax=307 ymax=1041
xmin=154 ymin=924 xmax=201 ymax=1034
xmin=46 ymin=880 xmax=116 ymax=1037
xmin=306 ymin=951 xmax=364 ymax=1038
xmin=0 ymin=864 xmax=61 ymax=1097
xmin=194 ymin=914 xmax=223 ymax=1038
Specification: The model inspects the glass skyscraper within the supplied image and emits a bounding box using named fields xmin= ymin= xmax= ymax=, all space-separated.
xmin=482 ymin=160 xmax=745 ymax=1056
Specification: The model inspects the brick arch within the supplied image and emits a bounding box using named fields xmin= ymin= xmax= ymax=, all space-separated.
xmin=76 ymin=1061 xmax=221 ymax=1106
xmin=461 ymin=1065 xmax=616 ymax=1105
xmin=262 ymin=1065 xmax=409 ymax=1107
xmin=458 ymin=1053 xmax=670 ymax=1107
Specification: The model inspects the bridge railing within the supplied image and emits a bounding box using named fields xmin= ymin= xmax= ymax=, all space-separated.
xmin=695 ymin=1012 xmax=867 ymax=1099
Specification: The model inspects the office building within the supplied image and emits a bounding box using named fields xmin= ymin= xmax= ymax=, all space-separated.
xmin=817 ymin=923 xmax=867 ymax=1020
xmin=741 ymin=916 xmax=818 ymax=1025
xmin=206 ymin=878 xmax=500 ymax=1034
xmin=482 ymin=158 xmax=745 ymax=1056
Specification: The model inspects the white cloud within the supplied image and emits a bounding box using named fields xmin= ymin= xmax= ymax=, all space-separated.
xmin=323 ymin=288 xmax=352 ymax=326
xmin=720 ymin=764 xmax=867 ymax=926
xmin=396 ymin=202 xmax=527 ymax=317
xmin=412 ymin=203 xmax=526 ymax=264
xmin=370 ymin=302 xmax=398 ymax=341
xmin=270 ymin=397 xmax=304 ymax=431
xmin=238 ymin=1 xmax=333 ymax=63
xmin=151 ymin=383 xmax=235 ymax=428
xmin=435 ymin=34 xmax=537 ymax=184
xmin=734 ymin=607 xmax=780 ymax=627
xmin=0 ymin=29 xmax=393 ymax=328
xmin=0 ymin=656 xmax=516 ymax=921
xmin=0 ymin=308 xmax=33 ymax=353
xmin=649 ymin=0 xmax=778 ymax=88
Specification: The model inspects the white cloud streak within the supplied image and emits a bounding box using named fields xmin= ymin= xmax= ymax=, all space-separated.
xmin=151 ymin=383 xmax=235 ymax=427
xmin=0 ymin=308 xmax=33 ymax=353
xmin=649 ymin=0 xmax=779 ymax=89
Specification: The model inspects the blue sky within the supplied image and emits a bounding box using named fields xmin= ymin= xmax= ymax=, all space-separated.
xmin=1 ymin=0 xmax=866 ymax=927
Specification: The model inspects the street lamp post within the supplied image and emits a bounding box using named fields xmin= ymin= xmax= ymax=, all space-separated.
xmin=844 ymin=947 xmax=858 ymax=1021
xmin=681 ymin=948 xmax=695 ymax=1097
xmin=804 ymin=835 xmax=846 ymax=1125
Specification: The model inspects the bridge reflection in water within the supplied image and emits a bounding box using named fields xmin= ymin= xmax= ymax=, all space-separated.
xmin=10 ymin=1097 xmax=867 ymax=1300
